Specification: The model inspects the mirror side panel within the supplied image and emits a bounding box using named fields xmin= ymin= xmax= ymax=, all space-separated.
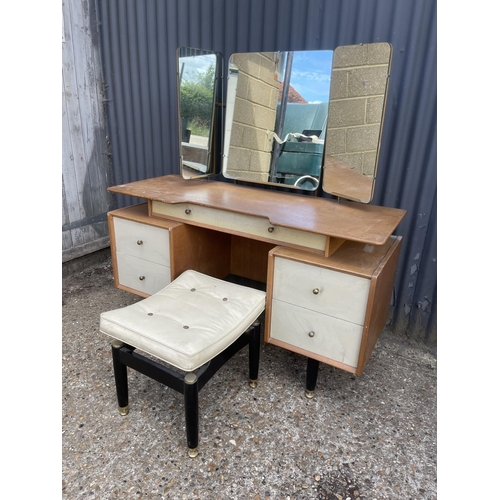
xmin=322 ymin=42 xmax=393 ymax=203
xmin=177 ymin=47 xmax=222 ymax=179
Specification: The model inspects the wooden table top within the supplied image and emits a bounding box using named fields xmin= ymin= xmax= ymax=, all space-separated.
xmin=109 ymin=175 xmax=406 ymax=245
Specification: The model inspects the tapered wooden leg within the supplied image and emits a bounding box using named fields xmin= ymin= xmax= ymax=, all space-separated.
xmin=249 ymin=321 xmax=261 ymax=388
xmin=111 ymin=341 xmax=129 ymax=415
xmin=305 ymin=357 xmax=320 ymax=399
xmin=184 ymin=372 xmax=199 ymax=457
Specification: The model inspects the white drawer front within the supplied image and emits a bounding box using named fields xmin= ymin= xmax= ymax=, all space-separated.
xmin=114 ymin=217 xmax=170 ymax=265
xmin=270 ymin=300 xmax=363 ymax=368
xmin=273 ymin=257 xmax=370 ymax=325
xmin=152 ymin=201 xmax=327 ymax=252
xmin=116 ymin=253 xmax=171 ymax=295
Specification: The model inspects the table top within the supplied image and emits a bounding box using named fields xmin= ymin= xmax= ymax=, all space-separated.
xmin=109 ymin=175 xmax=406 ymax=245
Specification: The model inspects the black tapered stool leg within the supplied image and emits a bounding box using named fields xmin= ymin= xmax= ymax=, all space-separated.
xmin=184 ymin=372 xmax=199 ymax=457
xmin=111 ymin=341 xmax=129 ymax=415
xmin=249 ymin=321 xmax=261 ymax=388
xmin=305 ymin=357 xmax=320 ymax=399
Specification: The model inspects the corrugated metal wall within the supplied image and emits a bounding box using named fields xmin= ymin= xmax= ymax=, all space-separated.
xmin=95 ymin=0 xmax=437 ymax=342
xmin=62 ymin=0 xmax=113 ymax=262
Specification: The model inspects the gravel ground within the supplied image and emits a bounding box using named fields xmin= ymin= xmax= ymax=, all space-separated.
xmin=62 ymin=251 xmax=437 ymax=499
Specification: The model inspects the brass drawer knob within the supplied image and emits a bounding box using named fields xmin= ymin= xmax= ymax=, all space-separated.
xmin=137 ymin=240 xmax=143 ymax=245
xmin=139 ymin=276 xmax=145 ymax=281
xmin=308 ymin=331 xmax=315 ymax=338
xmin=268 ymin=226 xmax=275 ymax=233
xmin=185 ymin=208 xmax=191 ymax=215
xmin=312 ymin=288 xmax=319 ymax=295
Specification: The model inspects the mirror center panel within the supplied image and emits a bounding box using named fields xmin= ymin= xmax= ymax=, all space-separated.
xmin=223 ymin=50 xmax=333 ymax=191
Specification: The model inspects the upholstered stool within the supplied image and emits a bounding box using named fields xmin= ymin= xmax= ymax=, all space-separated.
xmin=99 ymin=270 xmax=266 ymax=457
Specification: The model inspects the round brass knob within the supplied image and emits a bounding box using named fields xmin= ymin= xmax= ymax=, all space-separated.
xmin=268 ymin=226 xmax=275 ymax=233
xmin=312 ymin=288 xmax=319 ymax=295
xmin=308 ymin=331 xmax=315 ymax=338
xmin=137 ymin=240 xmax=143 ymax=245
xmin=185 ymin=208 xmax=191 ymax=215
xmin=139 ymin=276 xmax=145 ymax=281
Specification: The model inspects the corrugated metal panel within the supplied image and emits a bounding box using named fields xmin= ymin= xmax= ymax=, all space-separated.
xmin=62 ymin=0 xmax=112 ymax=262
xmin=96 ymin=0 xmax=437 ymax=342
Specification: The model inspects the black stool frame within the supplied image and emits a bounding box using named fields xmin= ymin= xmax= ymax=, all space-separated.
xmin=110 ymin=321 xmax=261 ymax=457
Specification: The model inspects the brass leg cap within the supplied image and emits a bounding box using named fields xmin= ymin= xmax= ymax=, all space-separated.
xmin=188 ymin=447 xmax=199 ymax=458
xmin=305 ymin=390 xmax=315 ymax=399
xmin=119 ymin=405 xmax=129 ymax=416
xmin=249 ymin=379 xmax=258 ymax=388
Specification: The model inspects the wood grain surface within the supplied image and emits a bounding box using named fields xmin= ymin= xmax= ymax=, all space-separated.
xmin=109 ymin=175 xmax=406 ymax=245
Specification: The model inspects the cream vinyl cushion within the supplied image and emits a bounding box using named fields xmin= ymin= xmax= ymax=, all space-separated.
xmin=100 ymin=270 xmax=266 ymax=371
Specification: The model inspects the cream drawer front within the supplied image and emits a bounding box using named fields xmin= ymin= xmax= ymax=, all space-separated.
xmin=152 ymin=201 xmax=327 ymax=252
xmin=270 ymin=300 xmax=363 ymax=368
xmin=273 ymin=257 xmax=370 ymax=325
xmin=114 ymin=217 xmax=170 ymax=265
xmin=116 ymin=253 xmax=171 ymax=295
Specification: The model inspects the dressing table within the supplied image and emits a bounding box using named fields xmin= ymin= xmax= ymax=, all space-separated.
xmin=107 ymin=44 xmax=406 ymax=390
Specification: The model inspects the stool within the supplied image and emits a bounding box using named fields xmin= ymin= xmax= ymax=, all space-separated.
xmin=99 ymin=270 xmax=266 ymax=457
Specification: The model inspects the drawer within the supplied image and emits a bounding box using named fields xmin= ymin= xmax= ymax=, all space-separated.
xmin=113 ymin=217 xmax=170 ymax=266
xmin=116 ymin=253 xmax=171 ymax=296
xmin=152 ymin=201 xmax=327 ymax=252
xmin=270 ymin=300 xmax=363 ymax=368
xmin=272 ymin=256 xmax=370 ymax=325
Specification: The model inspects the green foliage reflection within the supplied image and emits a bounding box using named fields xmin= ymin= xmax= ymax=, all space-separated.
xmin=180 ymin=64 xmax=215 ymax=137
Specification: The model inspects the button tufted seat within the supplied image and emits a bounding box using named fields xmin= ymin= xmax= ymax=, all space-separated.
xmin=100 ymin=270 xmax=266 ymax=457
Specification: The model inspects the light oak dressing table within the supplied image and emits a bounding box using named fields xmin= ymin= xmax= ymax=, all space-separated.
xmin=106 ymin=44 xmax=405 ymax=395
xmin=107 ymin=175 xmax=405 ymax=394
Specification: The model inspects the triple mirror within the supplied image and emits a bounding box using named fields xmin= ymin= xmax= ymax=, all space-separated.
xmin=177 ymin=43 xmax=392 ymax=203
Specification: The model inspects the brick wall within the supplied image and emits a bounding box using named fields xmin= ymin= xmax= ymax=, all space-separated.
xmin=225 ymin=53 xmax=280 ymax=182
xmin=325 ymin=43 xmax=391 ymax=176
